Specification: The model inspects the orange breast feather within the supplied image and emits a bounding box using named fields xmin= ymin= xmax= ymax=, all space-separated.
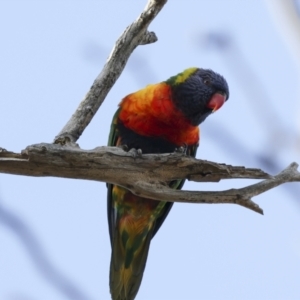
xmin=118 ymin=83 xmax=199 ymax=146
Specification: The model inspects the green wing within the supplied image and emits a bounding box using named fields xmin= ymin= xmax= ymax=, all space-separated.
xmin=107 ymin=108 xmax=121 ymax=245
xmin=107 ymin=108 xmax=120 ymax=147
xmin=151 ymin=143 xmax=198 ymax=237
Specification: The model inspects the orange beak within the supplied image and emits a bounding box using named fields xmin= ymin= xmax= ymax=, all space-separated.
xmin=206 ymin=92 xmax=226 ymax=112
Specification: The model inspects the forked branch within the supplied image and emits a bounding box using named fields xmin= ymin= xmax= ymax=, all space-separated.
xmin=1 ymin=144 xmax=299 ymax=215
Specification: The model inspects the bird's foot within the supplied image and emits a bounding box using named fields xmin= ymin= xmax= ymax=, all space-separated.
xmin=118 ymin=144 xmax=142 ymax=158
xmin=118 ymin=144 xmax=129 ymax=152
xmin=129 ymin=148 xmax=143 ymax=158
xmin=174 ymin=143 xmax=187 ymax=155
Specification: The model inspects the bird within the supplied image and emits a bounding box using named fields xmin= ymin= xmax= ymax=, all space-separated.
xmin=107 ymin=67 xmax=229 ymax=300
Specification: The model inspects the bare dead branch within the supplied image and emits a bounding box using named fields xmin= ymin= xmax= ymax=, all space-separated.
xmin=131 ymin=163 xmax=300 ymax=215
xmin=54 ymin=0 xmax=167 ymax=145
xmin=1 ymin=143 xmax=299 ymax=215
xmin=0 ymin=143 xmax=270 ymax=181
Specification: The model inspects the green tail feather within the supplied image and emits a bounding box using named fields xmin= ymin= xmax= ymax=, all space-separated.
xmin=109 ymin=224 xmax=154 ymax=300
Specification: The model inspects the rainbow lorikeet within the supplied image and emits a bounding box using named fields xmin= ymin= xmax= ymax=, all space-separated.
xmin=107 ymin=67 xmax=229 ymax=300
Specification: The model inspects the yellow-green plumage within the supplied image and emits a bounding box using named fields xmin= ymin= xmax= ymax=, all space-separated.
xmin=109 ymin=185 xmax=167 ymax=300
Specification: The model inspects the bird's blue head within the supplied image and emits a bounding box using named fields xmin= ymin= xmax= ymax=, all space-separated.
xmin=167 ymin=68 xmax=229 ymax=126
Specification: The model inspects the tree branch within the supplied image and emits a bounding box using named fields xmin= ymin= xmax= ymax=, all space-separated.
xmin=54 ymin=0 xmax=167 ymax=145
xmin=1 ymin=143 xmax=299 ymax=215
xmin=0 ymin=143 xmax=270 ymax=181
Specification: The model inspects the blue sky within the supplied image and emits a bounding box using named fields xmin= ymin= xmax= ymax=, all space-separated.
xmin=1 ymin=1 xmax=300 ymax=300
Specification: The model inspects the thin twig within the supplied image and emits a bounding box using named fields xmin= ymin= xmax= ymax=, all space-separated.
xmin=54 ymin=0 xmax=167 ymax=145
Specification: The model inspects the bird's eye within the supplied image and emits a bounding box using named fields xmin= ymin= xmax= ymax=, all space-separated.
xmin=203 ymin=78 xmax=211 ymax=86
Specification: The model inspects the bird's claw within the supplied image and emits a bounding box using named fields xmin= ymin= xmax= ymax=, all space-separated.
xmin=129 ymin=148 xmax=143 ymax=158
xmin=174 ymin=143 xmax=187 ymax=155
xmin=118 ymin=144 xmax=142 ymax=158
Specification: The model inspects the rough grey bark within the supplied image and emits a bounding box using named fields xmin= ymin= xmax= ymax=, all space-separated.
xmin=1 ymin=144 xmax=300 ymax=215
